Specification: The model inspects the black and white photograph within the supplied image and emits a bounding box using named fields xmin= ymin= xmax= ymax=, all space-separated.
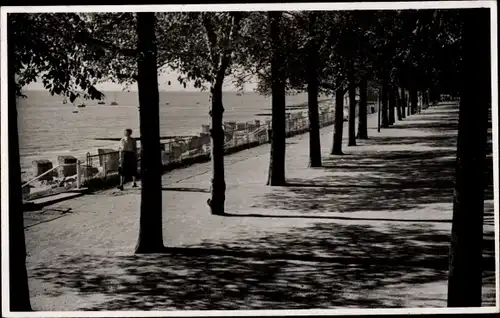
xmin=1 ymin=1 xmax=498 ymax=315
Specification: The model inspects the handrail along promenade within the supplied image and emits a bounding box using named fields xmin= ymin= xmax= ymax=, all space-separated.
xmin=23 ymin=102 xmax=380 ymax=203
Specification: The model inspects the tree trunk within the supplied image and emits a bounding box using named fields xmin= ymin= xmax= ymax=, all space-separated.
xmin=377 ymin=88 xmax=381 ymax=132
xmin=395 ymin=87 xmax=403 ymax=121
xmin=388 ymin=86 xmax=396 ymax=125
xmin=203 ymin=14 xmax=239 ymax=212
xmin=331 ymin=87 xmax=345 ymax=155
xmin=417 ymin=91 xmax=422 ymax=112
xmin=381 ymin=79 xmax=390 ymax=128
xmin=8 ymin=18 xmax=32 ymax=311
xmin=447 ymin=8 xmax=490 ymax=307
xmin=410 ymin=86 xmax=418 ymax=115
xmin=406 ymin=90 xmax=410 ymax=116
xmin=347 ymin=75 xmax=356 ymax=146
xmin=208 ymin=83 xmax=227 ymax=214
xmin=306 ymin=29 xmax=322 ymax=167
xmin=135 ymin=12 xmax=164 ymax=253
xmin=267 ymin=11 xmax=286 ymax=186
xmin=400 ymin=86 xmax=406 ymax=119
xmin=357 ymin=77 xmax=368 ymax=139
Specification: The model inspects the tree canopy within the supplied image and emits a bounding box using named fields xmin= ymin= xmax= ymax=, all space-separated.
xmin=11 ymin=9 xmax=463 ymax=100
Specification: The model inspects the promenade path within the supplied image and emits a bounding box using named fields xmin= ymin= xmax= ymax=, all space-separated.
xmin=24 ymin=102 xmax=496 ymax=310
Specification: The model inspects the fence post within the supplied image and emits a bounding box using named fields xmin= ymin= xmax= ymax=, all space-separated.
xmin=76 ymin=161 xmax=81 ymax=189
xmin=86 ymin=152 xmax=91 ymax=169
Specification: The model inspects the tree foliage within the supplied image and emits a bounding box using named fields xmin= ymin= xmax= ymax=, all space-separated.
xmin=159 ymin=12 xmax=246 ymax=90
xmin=10 ymin=13 xmax=106 ymax=101
xmin=11 ymin=10 xmax=463 ymax=100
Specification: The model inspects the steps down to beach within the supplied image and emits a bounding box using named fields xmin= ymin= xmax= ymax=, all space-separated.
xmin=23 ymin=188 xmax=89 ymax=211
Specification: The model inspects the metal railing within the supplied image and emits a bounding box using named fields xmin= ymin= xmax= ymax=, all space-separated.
xmin=79 ymin=110 xmax=336 ymax=180
xmin=86 ymin=150 xmax=121 ymax=173
xmin=21 ymin=100 xmax=385 ymax=202
xmin=92 ymin=109 xmax=333 ymax=160
xmin=23 ymin=104 xmax=381 ymax=198
xmin=25 ymin=109 xmax=341 ymax=194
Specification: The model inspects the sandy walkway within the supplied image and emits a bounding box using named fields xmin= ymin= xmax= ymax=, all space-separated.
xmin=24 ymin=102 xmax=496 ymax=310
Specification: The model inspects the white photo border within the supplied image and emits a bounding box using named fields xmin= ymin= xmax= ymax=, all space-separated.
xmin=1 ymin=1 xmax=498 ymax=317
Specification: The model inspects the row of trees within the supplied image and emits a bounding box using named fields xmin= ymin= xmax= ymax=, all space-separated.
xmin=8 ymin=8 xmax=491 ymax=311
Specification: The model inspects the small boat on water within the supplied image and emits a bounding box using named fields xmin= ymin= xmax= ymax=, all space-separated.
xmin=77 ymin=103 xmax=86 ymax=108
xmin=72 ymin=109 xmax=79 ymax=113
xmin=63 ymin=99 xmax=68 ymax=104
xmin=98 ymin=101 xmax=105 ymax=105
xmin=196 ymin=101 xmax=200 ymax=105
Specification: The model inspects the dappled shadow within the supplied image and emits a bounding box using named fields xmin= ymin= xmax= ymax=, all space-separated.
xmin=252 ymin=103 xmax=494 ymax=214
xmin=254 ymin=148 xmax=458 ymax=213
xmin=29 ymin=221 xmax=495 ymax=310
xmin=362 ymin=134 xmax=457 ymax=147
xmin=368 ymin=105 xmax=458 ymax=133
xmin=394 ymin=121 xmax=458 ymax=132
xmin=27 ymin=103 xmax=496 ymax=310
xmin=221 ymin=212 xmax=452 ymax=224
xmin=397 ymin=115 xmax=457 ymax=123
xmin=162 ymin=187 xmax=209 ymax=193
xmin=484 ymin=201 xmax=495 ymax=227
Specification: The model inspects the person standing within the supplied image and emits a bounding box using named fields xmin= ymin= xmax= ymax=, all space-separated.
xmin=117 ymin=128 xmax=138 ymax=190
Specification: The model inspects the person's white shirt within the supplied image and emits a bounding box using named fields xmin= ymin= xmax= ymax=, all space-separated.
xmin=120 ymin=136 xmax=137 ymax=153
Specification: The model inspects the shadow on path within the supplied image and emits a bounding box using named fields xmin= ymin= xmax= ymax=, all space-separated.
xmin=220 ymin=212 xmax=452 ymax=224
xmin=30 ymin=221 xmax=496 ymax=310
xmin=253 ymin=147 xmax=459 ymax=214
xmin=161 ymin=187 xmax=209 ymax=193
xmin=28 ymin=103 xmax=496 ymax=310
xmin=250 ymin=104 xmax=493 ymax=214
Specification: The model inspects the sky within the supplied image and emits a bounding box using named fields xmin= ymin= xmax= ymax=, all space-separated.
xmin=23 ymin=70 xmax=259 ymax=92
